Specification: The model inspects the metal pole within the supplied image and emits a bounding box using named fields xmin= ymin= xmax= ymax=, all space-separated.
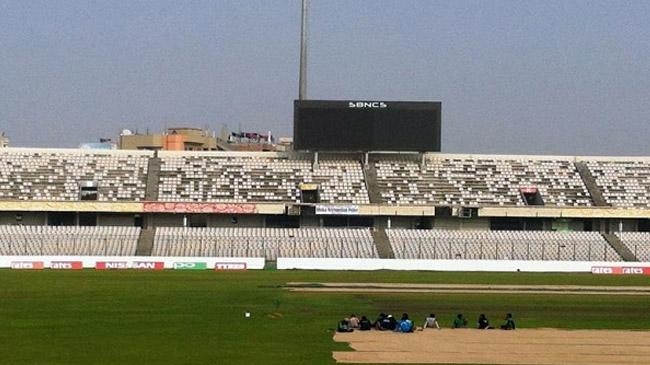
xmin=298 ymin=0 xmax=309 ymax=100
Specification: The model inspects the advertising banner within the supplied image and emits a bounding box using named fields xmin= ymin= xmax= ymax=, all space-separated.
xmin=315 ymin=205 xmax=359 ymax=215
xmin=173 ymin=262 xmax=208 ymax=270
xmin=214 ymin=262 xmax=247 ymax=270
xmin=132 ymin=261 xmax=165 ymax=270
xmin=51 ymin=261 xmax=83 ymax=270
xmin=11 ymin=261 xmax=44 ymax=270
xmin=144 ymin=202 xmax=256 ymax=214
xmin=591 ymin=266 xmax=650 ymax=275
xmin=96 ymin=261 xmax=129 ymax=270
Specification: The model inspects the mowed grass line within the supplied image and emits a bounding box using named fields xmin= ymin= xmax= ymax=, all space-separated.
xmin=0 ymin=270 xmax=648 ymax=365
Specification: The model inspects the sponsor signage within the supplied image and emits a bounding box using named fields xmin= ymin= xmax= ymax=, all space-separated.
xmin=11 ymin=261 xmax=45 ymax=270
xmin=215 ymin=262 xmax=247 ymax=271
xmin=51 ymin=261 xmax=83 ymax=270
xmin=315 ymin=205 xmax=359 ymax=215
xmin=143 ymin=202 xmax=257 ymax=214
xmin=591 ymin=266 xmax=650 ymax=275
xmin=173 ymin=262 xmax=207 ymax=270
xmin=96 ymin=261 xmax=129 ymax=270
xmin=132 ymin=261 xmax=165 ymax=270
xmin=348 ymin=101 xmax=387 ymax=109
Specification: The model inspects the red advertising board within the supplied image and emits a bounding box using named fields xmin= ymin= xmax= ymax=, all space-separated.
xmin=591 ymin=266 xmax=650 ymax=275
xmin=143 ymin=202 xmax=256 ymax=214
xmin=95 ymin=261 xmax=129 ymax=270
xmin=51 ymin=261 xmax=83 ymax=270
xmin=11 ymin=261 xmax=45 ymax=270
xmin=132 ymin=261 xmax=165 ymax=270
xmin=214 ymin=262 xmax=247 ymax=271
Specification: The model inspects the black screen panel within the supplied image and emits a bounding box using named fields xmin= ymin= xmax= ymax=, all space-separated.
xmin=294 ymin=100 xmax=441 ymax=151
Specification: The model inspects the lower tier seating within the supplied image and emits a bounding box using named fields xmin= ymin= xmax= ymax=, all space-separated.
xmin=0 ymin=225 xmax=140 ymax=256
xmin=387 ymin=229 xmax=622 ymax=261
xmin=616 ymin=232 xmax=650 ymax=262
xmin=152 ymin=227 xmax=378 ymax=260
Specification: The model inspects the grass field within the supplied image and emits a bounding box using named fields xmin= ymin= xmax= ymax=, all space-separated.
xmin=1 ymin=270 xmax=649 ymax=364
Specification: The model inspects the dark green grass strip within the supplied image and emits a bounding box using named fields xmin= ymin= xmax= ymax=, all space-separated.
xmin=0 ymin=270 xmax=648 ymax=365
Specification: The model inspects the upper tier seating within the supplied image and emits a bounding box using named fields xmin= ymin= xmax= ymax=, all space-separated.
xmin=376 ymin=156 xmax=592 ymax=206
xmin=157 ymin=154 xmax=369 ymax=204
xmin=585 ymin=160 xmax=650 ymax=208
xmin=152 ymin=227 xmax=378 ymax=260
xmin=0 ymin=149 xmax=150 ymax=201
xmin=0 ymin=225 xmax=140 ymax=256
xmin=616 ymin=232 xmax=650 ymax=262
xmin=387 ymin=229 xmax=621 ymax=261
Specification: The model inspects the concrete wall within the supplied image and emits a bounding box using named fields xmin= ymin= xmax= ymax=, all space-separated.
xmin=0 ymin=212 xmax=47 ymax=225
xmin=299 ymin=216 xmax=321 ymax=227
xmin=209 ymin=214 xmax=264 ymax=227
xmin=97 ymin=214 xmax=136 ymax=226
xmin=434 ymin=217 xmax=490 ymax=230
xmin=277 ymin=258 xmax=650 ymax=272
xmin=150 ymin=214 xmax=185 ymax=227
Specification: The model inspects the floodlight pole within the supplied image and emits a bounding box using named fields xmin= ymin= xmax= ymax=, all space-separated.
xmin=299 ymin=0 xmax=309 ymax=100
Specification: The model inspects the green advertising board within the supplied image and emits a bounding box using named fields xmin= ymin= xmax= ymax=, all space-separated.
xmin=173 ymin=262 xmax=207 ymax=270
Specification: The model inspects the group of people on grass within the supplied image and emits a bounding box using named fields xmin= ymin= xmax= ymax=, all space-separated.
xmin=337 ymin=312 xmax=515 ymax=333
xmin=452 ymin=313 xmax=516 ymax=330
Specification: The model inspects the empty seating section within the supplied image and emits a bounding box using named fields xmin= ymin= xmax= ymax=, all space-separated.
xmin=586 ymin=160 xmax=650 ymax=208
xmin=616 ymin=232 xmax=650 ymax=262
xmin=157 ymin=155 xmax=369 ymax=204
xmin=0 ymin=225 xmax=140 ymax=256
xmin=0 ymin=150 xmax=149 ymax=201
xmin=152 ymin=227 xmax=377 ymax=259
xmin=387 ymin=229 xmax=621 ymax=261
xmin=376 ymin=157 xmax=592 ymax=206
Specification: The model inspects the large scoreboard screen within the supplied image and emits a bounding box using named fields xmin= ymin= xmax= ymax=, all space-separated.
xmin=293 ymin=100 xmax=441 ymax=151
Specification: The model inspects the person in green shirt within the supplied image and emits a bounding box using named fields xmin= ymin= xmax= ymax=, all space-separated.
xmin=500 ymin=313 xmax=516 ymax=330
xmin=452 ymin=313 xmax=468 ymax=328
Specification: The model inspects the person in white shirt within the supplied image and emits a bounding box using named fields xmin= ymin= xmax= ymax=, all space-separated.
xmin=423 ymin=313 xmax=441 ymax=329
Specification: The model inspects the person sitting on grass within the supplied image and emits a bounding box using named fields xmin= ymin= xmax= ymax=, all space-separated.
xmin=374 ymin=313 xmax=387 ymax=330
xmin=359 ymin=316 xmax=372 ymax=331
xmin=379 ymin=314 xmax=397 ymax=331
xmin=348 ymin=314 xmax=360 ymax=328
xmin=477 ymin=314 xmax=492 ymax=329
xmin=337 ymin=319 xmax=354 ymax=333
xmin=423 ymin=313 xmax=440 ymax=329
xmin=500 ymin=313 xmax=516 ymax=330
xmin=397 ymin=313 xmax=414 ymax=333
xmin=452 ymin=313 xmax=468 ymax=328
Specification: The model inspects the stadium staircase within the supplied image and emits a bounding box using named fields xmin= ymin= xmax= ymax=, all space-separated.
xmin=371 ymin=228 xmax=395 ymax=259
xmin=574 ymin=162 xmax=608 ymax=206
xmin=135 ymin=228 xmax=154 ymax=256
xmin=144 ymin=156 xmax=161 ymax=201
xmin=363 ymin=162 xmax=383 ymax=204
xmin=601 ymin=233 xmax=637 ymax=261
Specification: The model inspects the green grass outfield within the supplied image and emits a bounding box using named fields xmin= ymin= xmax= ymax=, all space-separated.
xmin=1 ymin=270 xmax=649 ymax=364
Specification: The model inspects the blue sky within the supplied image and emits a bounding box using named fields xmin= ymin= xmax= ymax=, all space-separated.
xmin=1 ymin=0 xmax=649 ymax=155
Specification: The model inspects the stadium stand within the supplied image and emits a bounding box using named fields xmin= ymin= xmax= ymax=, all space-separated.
xmin=0 ymin=149 xmax=151 ymax=201
xmin=616 ymin=232 xmax=650 ymax=262
xmin=152 ymin=227 xmax=378 ymax=260
xmin=387 ymin=229 xmax=622 ymax=261
xmin=157 ymin=152 xmax=369 ymax=204
xmin=375 ymin=155 xmax=592 ymax=206
xmin=0 ymin=148 xmax=648 ymax=267
xmin=0 ymin=225 xmax=140 ymax=256
xmin=585 ymin=159 xmax=650 ymax=208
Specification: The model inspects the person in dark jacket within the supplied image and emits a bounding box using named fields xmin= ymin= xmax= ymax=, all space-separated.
xmin=337 ymin=319 xmax=353 ymax=333
xmin=477 ymin=314 xmax=492 ymax=329
xmin=359 ymin=316 xmax=372 ymax=331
